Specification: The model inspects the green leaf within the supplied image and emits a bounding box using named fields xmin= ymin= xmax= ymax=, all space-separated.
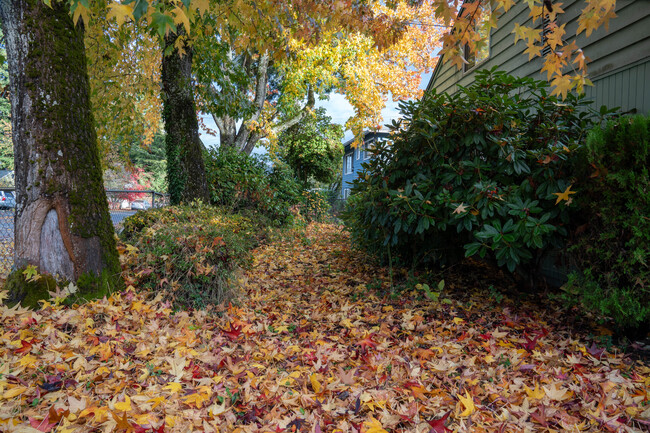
xmin=132 ymin=0 xmax=149 ymax=22
xmin=151 ymin=11 xmax=175 ymax=39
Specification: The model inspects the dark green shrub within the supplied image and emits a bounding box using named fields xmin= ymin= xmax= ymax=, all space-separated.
xmin=204 ymin=147 xmax=302 ymax=225
xmin=120 ymin=203 xmax=263 ymax=309
xmin=343 ymin=68 xmax=595 ymax=273
xmin=565 ymin=114 xmax=650 ymax=331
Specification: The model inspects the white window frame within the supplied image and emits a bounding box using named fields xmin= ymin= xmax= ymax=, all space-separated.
xmin=364 ymin=139 xmax=373 ymax=160
xmin=462 ymin=1 xmax=491 ymax=74
xmin=345 ymin=153 xmax=353 ymax=174
xmin=344 ymin=188 xmax=351 ymax=199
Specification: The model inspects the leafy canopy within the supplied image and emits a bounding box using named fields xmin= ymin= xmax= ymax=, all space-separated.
xmin=277 ymin=108 xmax=344 ymax=186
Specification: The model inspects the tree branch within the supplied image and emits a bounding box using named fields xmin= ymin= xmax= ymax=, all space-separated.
xmin=234 ymin=51 xmax=270 ymax=150
xmin=270 ymin=86 xmax=316 ymax=136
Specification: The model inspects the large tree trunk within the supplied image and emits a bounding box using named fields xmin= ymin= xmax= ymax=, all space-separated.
xmin=0 ymin=0 xmax=121 ymax=291
xmin=162 ymin=26 xmax=209 ymax=205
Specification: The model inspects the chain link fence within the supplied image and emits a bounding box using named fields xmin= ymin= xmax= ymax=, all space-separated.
xmin=0 ymin=189 xmax=16 ymax=278
xmin=105 ymin=190 xmax=169 ymax=227
xmin=0 ymin=189 xmax=168 ymax=279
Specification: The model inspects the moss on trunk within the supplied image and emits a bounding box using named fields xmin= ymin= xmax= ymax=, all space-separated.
xmin=161 ymin=26 xmax=210 ymax=205
xmin=0 ymin=0 xmax=123 ymax=304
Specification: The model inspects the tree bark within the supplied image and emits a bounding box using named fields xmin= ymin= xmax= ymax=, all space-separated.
xmin=162 ymin=26 xmax=209 ymax=205
xmin=0 ymin=0 xmax=121 ymax=289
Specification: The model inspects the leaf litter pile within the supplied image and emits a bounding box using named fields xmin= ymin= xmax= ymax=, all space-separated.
xmin=1 ymin=223 xmax=649 ymax=433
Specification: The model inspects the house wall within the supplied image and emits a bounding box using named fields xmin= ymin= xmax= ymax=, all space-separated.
xmin=341 ymin=132 xmax=390 ymax=199
xmin=428 ymin=0 xmax=650 ymax=114
xmin=341 ymin=145 xmax=358 ymax=199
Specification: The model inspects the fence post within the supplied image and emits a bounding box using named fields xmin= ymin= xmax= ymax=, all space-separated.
xmin=151 ymin=191 xmax=155 ymax=209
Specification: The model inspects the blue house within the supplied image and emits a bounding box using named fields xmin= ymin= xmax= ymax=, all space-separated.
xmin=341 ymin=131 xmax=390 ymax=199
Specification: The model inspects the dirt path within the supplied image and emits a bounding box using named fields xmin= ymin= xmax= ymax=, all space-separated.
xmin=0 ymin=223 xmax=648 ymax=432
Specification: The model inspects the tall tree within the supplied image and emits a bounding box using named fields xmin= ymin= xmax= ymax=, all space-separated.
xmin=0 ymin=0 xmax=121 ymax=290
xmin=195 ymin=1 xmax=443 ymax=153
xmin=278 ymin=107 xmax=344 ymax=185
xmin=94 ymin=0 xmax=617 ymax=179
xmin=161 ymin=26 xmax=209 ymax=205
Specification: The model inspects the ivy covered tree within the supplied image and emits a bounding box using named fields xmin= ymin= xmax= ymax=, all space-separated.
xmin=278 ymin=108 xmax=344 ymax=186
xmin=0 ymin=0 xmax=121 ymax=301
xmin=161 ymin=26 xmax=209 ymax=205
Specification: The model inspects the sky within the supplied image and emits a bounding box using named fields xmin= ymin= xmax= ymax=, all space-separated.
xmin=199 ymin=71 xmax=433 ymax=151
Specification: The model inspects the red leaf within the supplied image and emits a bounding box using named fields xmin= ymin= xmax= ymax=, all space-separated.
xmin=428 ymin=411 xmax=452 ymax=433
xmin=530 ymin=405 xmax=549 ymax=427
xmin=14 ymin=340 xmax=33 ymax=354
xmin=222 ymin=323 xmax=242 ymax=341
xmin=357 ymin=333 xmax=377 ymax=349
xmin=29 ymin=415 xmax=57 ymax=432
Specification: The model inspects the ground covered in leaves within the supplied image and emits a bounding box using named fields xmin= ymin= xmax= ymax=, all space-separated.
xmin=1 ymin=223 xmax=649 ymax=432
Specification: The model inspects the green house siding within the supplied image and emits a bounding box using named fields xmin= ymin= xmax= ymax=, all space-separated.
xmin=427 ymin=0 xmax=650 ymax=114
xmin=585 ymin=60 xmax=650 ymax=113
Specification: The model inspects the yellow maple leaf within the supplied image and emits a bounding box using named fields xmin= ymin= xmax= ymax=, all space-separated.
xmin=183 ymin=392 xmax=210 ymax=408
xmin=524 ymin=43 xmax=543 ymax=60
xmin=164 ymin=382 xmax=183 ymax=394
xmin=553 ymin=184 xmax=577 ymax=204
xmin=79 ymin=406 xmax=108 ymax=422
xmin=3 ymin=386 xmax=27 ymax=399
xmin=363 ymin=416 xmax=388 ymax=433
xmin=172 ymin=6 xmax=191 ymax=34
xmin=550 ymin=74 xmax=573 ymax=100
xmin=114 ymin=395 xmax=132 ymax=412
xmin=147 ymin=396 xmax=166 ymax=409
xmin=193 ymin=0 xmax=210 ymax=16
xmin=310 ymin=373 xmax=323 ymax=394
xmin=107 ymin=3 xmax=135 ymax=27
xmin=512 ymin=23 xmax=526 ymax=44
xmin=72 ymin=3 xmax=91 ymax=26
xmin=496 ymin=0 xmax=515 ymax=12
xmin=457 ymin=391 xmax=476 ymax=417
xmin=19 ymin=354 xmax=38 ymax=368
xmin=524 ymin=383 xmax=545 ymax=400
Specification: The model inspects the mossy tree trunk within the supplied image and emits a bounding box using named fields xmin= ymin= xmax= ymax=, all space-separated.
xmin=162 ymin=26 xmax=209 ymax=205
xmin=0 ymin=1 xmax=121 ymax=289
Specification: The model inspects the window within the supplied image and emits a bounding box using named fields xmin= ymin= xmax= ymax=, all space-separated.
xmin=344 ymin=188 xmax=351 ymax=199
xmin=356 ymin=145 xmax=361 ymax=160
xmin=345 ymin=153 xmax=353 ymax=174
xmin=364 ymin=142 xmax=372 ymax=160
xmin=462 ymin=2 xmax=491 ymax=72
